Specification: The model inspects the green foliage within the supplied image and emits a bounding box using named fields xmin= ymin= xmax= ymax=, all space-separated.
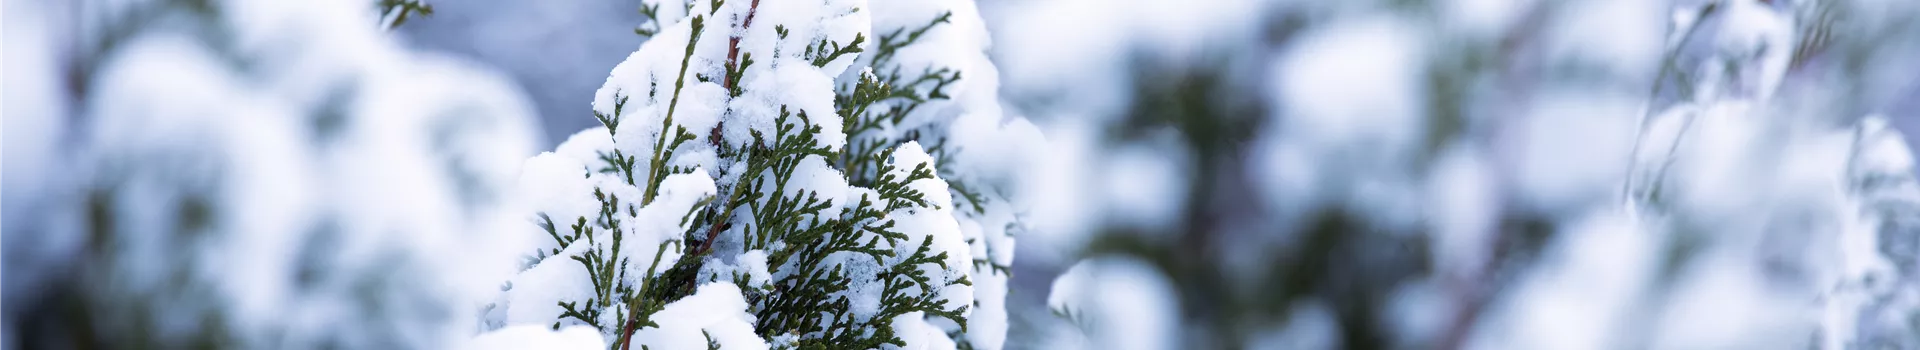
xmin=635 ymin=2 xmax=665 ymax=37
xmin=536 ymin=3 xmax=986 ymax=349
xmin=702 ymin=7 xmax=973 ymax=348
xmin=534 ymin=16 xmax=716 ymax=350
xmin=645 ymin=14 xmax=709 ymax=205
xmin=740 ymin=129 xmax=969 ymax=349
xmin=871 ymin=11 xmax=952 ymax=69
xmin=835 ymin=12 xmax=963 ymax=186
xmin=808 ymin=34 xmax=867 ymax=68
xmin=725 ymin=52 xmax=755 ymax=97
xmin=377 ymin=0 xmax=434 ymax=29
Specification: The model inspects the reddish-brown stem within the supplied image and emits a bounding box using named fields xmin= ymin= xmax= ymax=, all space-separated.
xmin=623 ymin=2 xmax=763 ymax=349
xmin=696 ymin=0 xmax=760 ymax=256
xmin=694 ymin=0 xmax=762 ymax=256
xmin=620 ymin=300 xmax=639 ymax=350
xmin=720 ymin=0 xmax=761 ymax=91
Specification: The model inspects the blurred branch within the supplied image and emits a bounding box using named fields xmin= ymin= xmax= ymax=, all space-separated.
xmin=378 ymin=0 xmax=434 ymax=30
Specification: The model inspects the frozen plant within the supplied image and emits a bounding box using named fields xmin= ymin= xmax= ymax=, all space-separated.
xmin=487 ymin=0 xmax=1036 ymax=349
xmin=1007 ymin=0 xmax=1920 ymax=348
xmin=3 ymin=0 xmax=542 ymax=348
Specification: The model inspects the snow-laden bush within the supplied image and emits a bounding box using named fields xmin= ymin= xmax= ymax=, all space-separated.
xmin=3 ymin=0 xmax=542 ymax=348
xmin=483 ymin=0 xmax=1034 ymax=349
xmin=1009 ymin=0 xmax=1920 ymax=348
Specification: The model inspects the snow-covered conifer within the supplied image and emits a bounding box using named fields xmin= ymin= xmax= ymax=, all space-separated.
xmin=489 ymin=0 xmax=1031 ymax=349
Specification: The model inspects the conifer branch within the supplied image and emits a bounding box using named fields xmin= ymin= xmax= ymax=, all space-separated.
xmin=635 ymin=3 xmax=663 ymax=37
xmin=722 ymin=0 xmax=762 ymax=92
xmin=378 ymin=0 xmax=434 ymax=30
xmin=622 ymin=14 xmax=708 ymax=350
xmin=643 ymin=15 xmax=707 ymax=205
xmin=709 ymin=0 xmax=762 ymax=154
xmin=686 ymin=0 xmax=766 ymax=261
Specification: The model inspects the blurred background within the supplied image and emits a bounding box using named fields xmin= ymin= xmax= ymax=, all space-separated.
xmin=11 ymin=0 xmax=1920 ymax=349
xmin=390 ymin=0 xmax=1920 ymax=150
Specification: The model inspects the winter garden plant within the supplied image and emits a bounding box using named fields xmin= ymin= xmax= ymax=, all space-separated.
xmin=487 ymin=0 xmax=1032 ymax=349
xmin=2 ymin=0 xmax=1030 ymax=348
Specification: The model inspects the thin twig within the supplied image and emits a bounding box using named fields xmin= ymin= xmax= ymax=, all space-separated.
xmin=693 ymin=0 xmax=761 ymax=259
xmin=721 ymin=0 xmax=761 ymax=91
xmin=1623 ymin=2 xmax=1721 ymax=207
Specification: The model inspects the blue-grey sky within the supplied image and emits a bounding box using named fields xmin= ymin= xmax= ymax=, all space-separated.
xmin=398 ymin=0 xmax=649 ymax=146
